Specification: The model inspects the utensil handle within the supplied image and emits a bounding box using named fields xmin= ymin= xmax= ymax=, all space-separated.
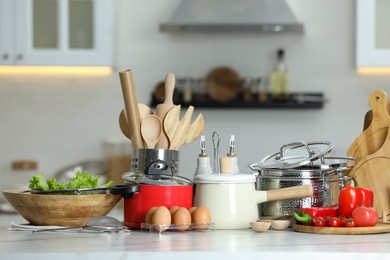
xmin=119 ymin=70 xmax=144 ymax=148
xmin=266 ymin=184 xmax=313 ymax=202
xmin=164 ymin=73 xmax=175 ymax=105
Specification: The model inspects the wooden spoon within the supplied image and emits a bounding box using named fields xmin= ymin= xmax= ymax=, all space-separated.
xmin=155 ymin=73 xmax=176 ymax=149
xmin=141 ymin=115 xmax=162 ymax=149
xmin=118 ymin=104 xmax=153 ymax=139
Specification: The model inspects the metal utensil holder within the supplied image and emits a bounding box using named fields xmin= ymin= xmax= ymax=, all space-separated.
xmin=131 ymin=149 xmax=179 ymax=175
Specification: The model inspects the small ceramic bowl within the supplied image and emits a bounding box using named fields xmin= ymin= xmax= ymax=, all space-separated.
xmin=250 ymin=221 xmax=271 ymax=232
xmin=270 ymin=219 xmax=291 ymax=230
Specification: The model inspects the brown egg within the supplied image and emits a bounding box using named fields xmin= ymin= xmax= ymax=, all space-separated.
xmin=169 ymin=205 xmax=180 ymax=215
xmin=191 ymin=206 xmax=211 ymax=229
xmin=189 ymin=206 xmax=198 ymax=214
xmin=172 ymin=207 xmax=191 ymax=231
xmin=144 ymin=207 xmax=158 ymax=224
xmin=152 ymin=206 xmax=171 ymax=232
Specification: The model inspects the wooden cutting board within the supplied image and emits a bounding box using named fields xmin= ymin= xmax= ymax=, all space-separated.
xmin=348 ymin=122 xmax=390 ymax=217
xmin=347 ymin=90 xmax=390 ymax=160
xmin=293 ymin=223 xmax=390 ymax=235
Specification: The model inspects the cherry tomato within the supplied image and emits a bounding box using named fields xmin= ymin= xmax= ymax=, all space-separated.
xmin=344 ymin=217 xmax=356 ymax=227
xmin=313 ymin=217 xmax=326 ymax=227
xmin=352 ymin=206 xmax=378 ymax=227
xmin=328 ymin=217 xmax=343 ymax=227
xmin=340 ymin=217 xmax=348 ymax=226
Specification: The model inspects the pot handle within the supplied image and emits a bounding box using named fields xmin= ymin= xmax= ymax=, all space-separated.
xmin=248 ymin=163 xmax=260 ymax=171
xmin=109 ymin=184 xmax=140 ymax=199
xmin=266 ymin=184 xmax=313 ymax=202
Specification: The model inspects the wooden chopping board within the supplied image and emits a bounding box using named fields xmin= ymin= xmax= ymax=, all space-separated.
xmin=293 ymin=223 xmax=390 ymax=235
xmin=347 ymin=90 xmax=390 ymax=160
xmin=348 ymin=122 xmax=390 ymax=217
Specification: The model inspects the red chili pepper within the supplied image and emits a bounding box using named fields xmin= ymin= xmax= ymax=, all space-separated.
xmin=293 ymin=206 xmax=338 ymax=225
xmin=338 ymin=178 xmax=374 ymax=218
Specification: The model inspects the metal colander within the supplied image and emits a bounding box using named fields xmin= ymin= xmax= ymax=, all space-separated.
xmin=256 ymin=166 xmax=342 ymax=217
xmin=249 ymin=141 xmax=356 ymax=218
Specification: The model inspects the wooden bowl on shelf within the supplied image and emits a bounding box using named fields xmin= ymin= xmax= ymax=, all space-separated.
xmin=2 ymin=190 xmax=121 ymax=227
xmin=206 ymin=67 xmax=241 ymax=103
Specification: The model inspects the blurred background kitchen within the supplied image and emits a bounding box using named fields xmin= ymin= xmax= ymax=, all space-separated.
xmin=1 ymin=0 xmax=389 ymax=204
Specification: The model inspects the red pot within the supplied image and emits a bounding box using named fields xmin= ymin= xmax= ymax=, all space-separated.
xmin=123 ymin=184 xmax=193 ymax=229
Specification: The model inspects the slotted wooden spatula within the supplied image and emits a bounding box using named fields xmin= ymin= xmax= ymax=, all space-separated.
xmin=164 ymin=105 xmax=194 ymax=150
xmin=183 ymin=113 xmax=204 ymax=145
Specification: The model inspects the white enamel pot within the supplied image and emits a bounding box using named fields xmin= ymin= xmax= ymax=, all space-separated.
xmin=193 ymin=174 xmax=313 ymax=229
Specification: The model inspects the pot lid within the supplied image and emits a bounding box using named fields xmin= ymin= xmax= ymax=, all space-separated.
xmin=259 ymin=141 xmax=334 ymax=169
xmin=122 ymin=171 xmax=192 ymax=186
xmin=194 ymin=173 xmax=256 ymax=184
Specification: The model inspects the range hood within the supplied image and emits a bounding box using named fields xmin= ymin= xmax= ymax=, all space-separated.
xmin=160 ymin=0 xmax=304 ymax=33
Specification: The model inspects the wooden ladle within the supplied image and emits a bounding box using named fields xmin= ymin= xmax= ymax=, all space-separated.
xmin=141 ymin=115 xmax=162 ymax=149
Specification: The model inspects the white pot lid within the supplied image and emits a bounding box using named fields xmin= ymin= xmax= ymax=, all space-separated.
xmin=194 ymin=173 xmax=256 ymax=184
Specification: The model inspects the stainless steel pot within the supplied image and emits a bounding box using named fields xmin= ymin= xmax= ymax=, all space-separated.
xmin=248 ymin=141 xmax=356 ymax=218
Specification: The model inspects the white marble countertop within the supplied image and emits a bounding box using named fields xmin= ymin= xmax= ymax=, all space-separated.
xmin=1 ymin=211 xmax=390 ymax=260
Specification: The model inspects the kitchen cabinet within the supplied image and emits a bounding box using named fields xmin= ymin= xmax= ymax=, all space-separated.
xmin=356 ymin=0 xmax=390 ymax=70
xmin=0 ymin=0 xmax=112 ymax=66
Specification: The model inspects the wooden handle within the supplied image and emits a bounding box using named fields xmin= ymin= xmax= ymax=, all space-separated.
xmin=155 ymin=73 xmax=176 ymax=149
xmin=266 ymin=184 xmax=313 ymax=202
xmin=119 ymin=70 xmax=144 ymax=148
xmin=164 ymin=73 xmax=175 ymax=105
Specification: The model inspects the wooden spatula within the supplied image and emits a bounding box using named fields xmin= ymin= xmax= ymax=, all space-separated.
xmin=164 ymin=105 xmax=194 ymax=150
xmin=155 ymin=73 xmax=176 ymax=149
xmin=183 ymin=113 xmax=204 ymax=145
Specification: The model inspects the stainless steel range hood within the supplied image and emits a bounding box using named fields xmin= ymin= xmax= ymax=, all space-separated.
xmin=160 ymin=0 xmax=304 ymax=33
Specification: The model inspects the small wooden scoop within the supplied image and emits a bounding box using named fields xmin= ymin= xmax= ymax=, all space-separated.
xmin=164 ymin=105 xmax=194 ymax=150
xmin=118 ymin=104 xmax=153 ymax=140
xmin=141 ymin=115 xmax=162 ymax=149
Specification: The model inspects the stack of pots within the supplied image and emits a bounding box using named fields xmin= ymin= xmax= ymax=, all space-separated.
xmin=249 ymin=141 xmax=356 ymax=218
xmin=122 ymin=149 xmax=193 ymax=229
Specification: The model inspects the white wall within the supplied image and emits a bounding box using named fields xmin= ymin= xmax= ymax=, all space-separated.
xmin=1 ymin=0 xmax=390 ymax=189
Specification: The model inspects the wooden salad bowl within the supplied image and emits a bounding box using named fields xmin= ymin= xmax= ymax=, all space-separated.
xmin=2 ymin=190 xmax=121 ymax=227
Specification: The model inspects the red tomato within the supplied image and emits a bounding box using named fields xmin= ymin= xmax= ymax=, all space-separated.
xmin=313 ymin=217 xmax=326 ymax=227
xmin=328 ymin=217 xmax=343 ymax=227
xmin=344 ymin=217 xmax=356 ymax=227
xmin=352 ymin=206 xmax=378 ymax=227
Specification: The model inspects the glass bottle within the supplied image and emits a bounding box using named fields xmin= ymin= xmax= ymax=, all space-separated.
xmin=271 ymin=49 xmax=289 ymax=101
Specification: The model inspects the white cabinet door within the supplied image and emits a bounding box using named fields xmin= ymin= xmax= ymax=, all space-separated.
xmin=0 ymin=0 xmax=14 ymax=65
xmin=356 ymin=0 xmax=390 ymax=69
xmin=2 ymin=0 xmax=112 ymax=66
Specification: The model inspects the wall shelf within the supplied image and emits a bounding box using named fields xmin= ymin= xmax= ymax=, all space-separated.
xmin=150 ymin=92 xmax=325 ymax=109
